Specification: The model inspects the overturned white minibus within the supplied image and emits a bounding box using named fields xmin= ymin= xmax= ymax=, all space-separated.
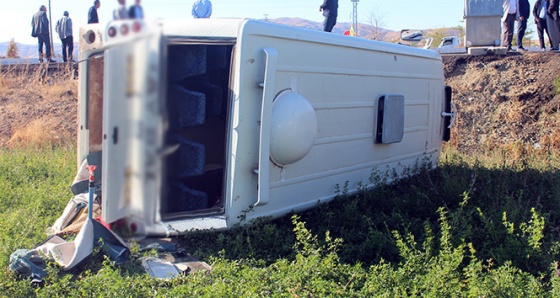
xmin=77 ymin=19 xmax=453 ymax=237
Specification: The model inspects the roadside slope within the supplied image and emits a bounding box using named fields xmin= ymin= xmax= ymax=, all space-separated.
xmin=1 ymin=52 xmax=560 ymax=152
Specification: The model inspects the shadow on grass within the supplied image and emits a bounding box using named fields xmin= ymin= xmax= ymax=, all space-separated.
xmin=177 ymin=155 xmax=560 ymax=277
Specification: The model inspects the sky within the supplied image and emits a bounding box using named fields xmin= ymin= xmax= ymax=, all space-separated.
xmin=2 ymin=0 xmax=466 ymax=45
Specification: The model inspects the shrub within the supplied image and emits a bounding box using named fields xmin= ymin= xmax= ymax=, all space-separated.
xmin=554 ymin=75 xmax=560 ymax=95
xmin=6 ymin=39 xmax=19 ymax=58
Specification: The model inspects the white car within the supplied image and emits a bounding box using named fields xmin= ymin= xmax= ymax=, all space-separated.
xmin=438 ymin=36 xmax=460 ymax=48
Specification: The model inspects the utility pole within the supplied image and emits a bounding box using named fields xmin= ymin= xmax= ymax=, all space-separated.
xmin=351 ymin=0 xmax=359 ymax=37
xmin=48 ymin=0 xmax=54 ymax=59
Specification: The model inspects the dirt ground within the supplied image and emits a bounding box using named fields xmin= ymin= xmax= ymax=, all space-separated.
xmin=444 ymin=52 xmax=560 ymax=154
xmin=0 ymin=66 xmax=77 ymax=148
xmin=1 ymin=52 xmax=560 ymax=153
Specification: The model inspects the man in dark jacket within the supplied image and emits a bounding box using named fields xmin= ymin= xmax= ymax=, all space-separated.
xmin=88 ymin=0 xmax=101 ymax=24
xmin=319 ymin=0 xmax=338 ymax=32
xmin=516 ymin=0 xmax=530 ymax=50
xmin=31 ymin=5 xmax=55 ymax=63
xmin=534 ymin=0 xmax=553 ymax=50
xmin=548 ymin=0 xmax=560 ymax=50
xmin=129 ymin=0 xmax=144 ymax=19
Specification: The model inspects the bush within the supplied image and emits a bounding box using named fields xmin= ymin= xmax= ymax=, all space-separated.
xmin=6 ymin=39 xmax=19 ymax=58
xmin=554 ymin=75 xmax=560 ymax=95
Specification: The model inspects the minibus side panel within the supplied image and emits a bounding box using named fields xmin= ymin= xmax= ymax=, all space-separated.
xmin=230 ymin=20 xmax=445 ymax=224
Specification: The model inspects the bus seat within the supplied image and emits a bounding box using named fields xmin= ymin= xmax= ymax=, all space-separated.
xmin=168 ymin=45 xmax=207 ymax=81
xmin=168 ymin=84 xmax=206 ymax=130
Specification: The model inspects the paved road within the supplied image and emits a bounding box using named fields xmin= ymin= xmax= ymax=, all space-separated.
xmin=436 ymin=45 xmax=549 ymax=54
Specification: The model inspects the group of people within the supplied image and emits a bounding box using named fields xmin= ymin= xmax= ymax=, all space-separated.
xmin=86 ymin=0 xmax=144 ymax=23
xmin=31 ymin=0 xmax=560 ymax=63
xmin=503 ymin=0 xmax=560 ymax=51
xmin=31 ymin=0 xmax=214 ymax=63
xmin=109 ymin=0 xmax=144 ymax=20
xmin=31 ymin=6 xmax=76 ymax=63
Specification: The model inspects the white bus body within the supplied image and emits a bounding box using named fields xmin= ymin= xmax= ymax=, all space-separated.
xmin=77 ymin=19 xmax=452 ymax=237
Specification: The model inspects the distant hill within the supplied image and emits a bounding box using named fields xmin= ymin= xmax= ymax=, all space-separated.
xmin=268 ymin=18 xmax=463 ymax=46
xmin=269 ymin=17 xmax=395 ymax=40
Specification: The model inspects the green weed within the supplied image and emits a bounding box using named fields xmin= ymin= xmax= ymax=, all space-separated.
xmin=554 ymin=75 xmax=560 ymax=95
xmin=2 ymin=145 xmax=560 ymax=296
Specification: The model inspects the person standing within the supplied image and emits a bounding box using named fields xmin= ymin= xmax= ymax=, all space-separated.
xmin=56 ymin=11 xmax=73 ymax=62
xmin=516 ymin=0 xmax=530 ymax=51
xmin=548 ymin=0 xmax=560 ymax=50
xmin=534 ymin=0 xmax=553 ymax=50
xmin=319 ymin=0 xmax=338 ymax=32
xmin=113 ymin=0 xmax=128 ymax=20
xmin=129 ymin=0 xmax=144 ymax=19
xmin=192 ymin=0 xmax=212 ymax=18
xmin=88 ymin=0 xmax=101 ymax=24
xmin=502 ymin=0 xmax=519 ymax=51
xmin=31 ymin=5 xmax=55 ymax=63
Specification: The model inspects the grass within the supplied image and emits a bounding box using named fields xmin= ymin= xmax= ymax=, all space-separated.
xmin=5 ymin=48 xmax=560 ymax=295
xmin=0 ymin=146 xmax=75 ymax=256
xmin=1 ymin=144 xmax=560 ymax=296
